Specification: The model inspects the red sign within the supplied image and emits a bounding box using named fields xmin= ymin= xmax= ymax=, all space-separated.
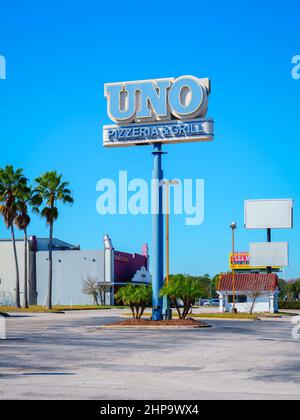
xmin=231 ymin=252 xmax=250 ymax=265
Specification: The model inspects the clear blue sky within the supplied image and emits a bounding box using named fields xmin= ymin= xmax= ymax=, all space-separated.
xmin=0 ymin=0 xmax=299 ymax=279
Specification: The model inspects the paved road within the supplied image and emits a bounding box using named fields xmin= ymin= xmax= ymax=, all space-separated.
xmin=0 ymin=310 xmax=300 ymax=400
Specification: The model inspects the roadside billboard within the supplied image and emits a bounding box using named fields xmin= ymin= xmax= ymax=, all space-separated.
xmin=244 ymin=199 xmax=293 ymax=229
xmin=249 ymin=242 xmax=289 ymax=267
xmin=229 ymin=252 xmax=280 ymax=271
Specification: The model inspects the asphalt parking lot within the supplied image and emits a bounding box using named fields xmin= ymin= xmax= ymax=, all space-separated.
xmin=0 ymin=309 xmax=300 ymax=400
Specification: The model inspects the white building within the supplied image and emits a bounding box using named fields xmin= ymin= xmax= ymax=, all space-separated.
xmin=217 ymin=273 xmax=279 ymax=314
xmin=0 ymin=235 xmax=150 ymax=307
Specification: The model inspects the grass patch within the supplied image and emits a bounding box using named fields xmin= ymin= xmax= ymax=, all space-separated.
xmin=0 ymin=305 xmax=125 ymax=313
xmin=121 ymin=311 xmax=293 ymax=320
xmin=193 ymin=313 xmax=264 ymax=320
xmin=121 ymin=312 xmax=260 ymax=320
xmin=0 ymin=306 xmax=61 ymax=313
xmin=55 ymin=305 xmax=125 ymax=311
xmin=192 ymin=312 xmax=295 ymax=319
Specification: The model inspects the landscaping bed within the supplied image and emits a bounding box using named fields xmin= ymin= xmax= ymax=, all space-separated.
xmin=104 ymin=318 xmax=210 ymax=328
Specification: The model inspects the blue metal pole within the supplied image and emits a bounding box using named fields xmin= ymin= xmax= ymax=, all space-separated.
xmin=152 ymin=143 xmax=164 ymax=321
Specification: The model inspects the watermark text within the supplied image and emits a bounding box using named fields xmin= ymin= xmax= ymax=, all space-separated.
xmin=96 ymin=171 xmax=205 ymax=226
xmin=292 ymin=55 xmax=300 ymax=80
xmin=0 ymin=55 xmax=6 ymax=80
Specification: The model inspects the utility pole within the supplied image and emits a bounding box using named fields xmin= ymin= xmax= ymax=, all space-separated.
xmin=230 ymin=222 xmax=238 ymax=314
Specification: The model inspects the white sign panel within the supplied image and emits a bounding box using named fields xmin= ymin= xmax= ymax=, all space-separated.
xmin=249 ymin=242 xmax=289 ymax=267
xmin=103 ymin=75 xmax=214 ymax=148
xmin=244 ymin=199 xmax=293 ymax=229
xmin=103 ymin=118 xmax=214 ymax=148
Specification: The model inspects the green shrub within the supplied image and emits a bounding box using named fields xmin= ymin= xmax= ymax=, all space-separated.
xmin=160 ymin=275 xmax=206 ymax=320
xmin=279 ymin=301 xmax=300 ymax=310
xmin=115 ymin=284 xmax=152 ymax=319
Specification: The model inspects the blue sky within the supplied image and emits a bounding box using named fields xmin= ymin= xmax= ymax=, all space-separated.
xmin=0 ymin=0 xmax=299 ymax=278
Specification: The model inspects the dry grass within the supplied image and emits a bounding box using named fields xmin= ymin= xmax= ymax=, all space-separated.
xmin=0 ymin=305 xmax=123 ymax=313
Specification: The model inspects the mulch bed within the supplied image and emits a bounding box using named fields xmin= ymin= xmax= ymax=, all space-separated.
xmin=106 ymin=318 xmax=210 ymax=328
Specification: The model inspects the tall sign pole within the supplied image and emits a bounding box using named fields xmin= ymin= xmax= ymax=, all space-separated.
xmin=103 ymin=76 xmax=214 ymax=321
xmin=152 ymin=144 xmax=164 ymax=321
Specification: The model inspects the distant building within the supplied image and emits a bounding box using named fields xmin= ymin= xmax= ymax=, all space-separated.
xmin=217 ymin=273 xmax=279 ymax=313
xmin=0 ymin=235 xmax=150 ymax=306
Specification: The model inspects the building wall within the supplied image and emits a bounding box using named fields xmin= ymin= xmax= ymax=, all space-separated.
xmin=0 ymin=237 xmax=150 ymax=307
xmin=0 ymin=241 xmax=26 ymax=305
xmin=36 ymin=250 xmax=106 ymax=306
xmin=114 ymin=251 xmax=148 ymax=283
xmin=225 ymin=298 xmax=271 ymax=313
xmin=218 ymin=292 xmax=278 ymax=313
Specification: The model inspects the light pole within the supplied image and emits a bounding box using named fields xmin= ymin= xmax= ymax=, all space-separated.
xmin=230 ymin=222 xmax=237 ymax=314
xmin=161 ymin=179 xmax=179 ymax=319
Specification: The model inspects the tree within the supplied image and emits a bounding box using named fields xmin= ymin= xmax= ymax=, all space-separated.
xmin=0 ymin=165 xmax=28 ymax=308
xmin=278 ymin=278 xmax=287 ymax=301
xmin=82 ymin=277 xmax=100 ymax=305
xmin=160 ymin=275 xmax=206 ymax=319
xmin=14 ymin=182 xmax=32 ymax=308
xmin=211 ymin=273 xmax=222 ymax=298
xmin=285 ymin=279 xmax=300 ymax=301
xmin=32 ymin=171 xmax=73 ymax=309
xmin=295 ymin=281 xmax=300 ymax=300
xmin=247 ymin=290 xmax=263 ymax=315
xmin=97 ymin=284 xmax=107 ymax=306
xmin=115 ymin=284 xmax=152 ymax=319
xmin=286 ymin=282 xmax=295 ymax=300
xmin=82 ymin=278 xmax=110 ymax=306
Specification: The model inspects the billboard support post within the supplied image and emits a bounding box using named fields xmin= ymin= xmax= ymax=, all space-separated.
xmin=267 ymin=228 xmax=272 ymax=274
xmin=152 ymin=144 xmax=164 ymax=321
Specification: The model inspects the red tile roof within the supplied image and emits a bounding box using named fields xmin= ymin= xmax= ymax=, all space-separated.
xmin=218 ymin=273 xmax=278 ymax=292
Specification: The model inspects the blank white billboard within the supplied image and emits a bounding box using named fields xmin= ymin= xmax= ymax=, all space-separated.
xmin=249 ymin=242 xmax=289 ymax=267
xmin=245 ymin=199 xmax=293 ymax=229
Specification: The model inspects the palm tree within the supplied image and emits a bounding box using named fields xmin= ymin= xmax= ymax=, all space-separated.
xmin=14 ymin=183 xmax=32 ymax=308
xmin=0 ymin=165 xmax=28 ymax=308
xmin=32 ymin=171 xmax=73 ymax=309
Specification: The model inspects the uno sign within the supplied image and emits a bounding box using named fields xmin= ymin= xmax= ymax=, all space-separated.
xmin=103 ymin=76 xmax=214 ymax=148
